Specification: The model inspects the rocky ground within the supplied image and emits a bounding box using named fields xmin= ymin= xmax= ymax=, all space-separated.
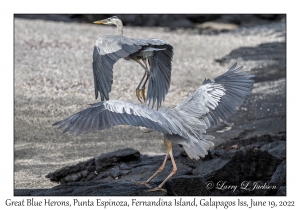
xmin=14 ymin=16 xmax=286 ymax=195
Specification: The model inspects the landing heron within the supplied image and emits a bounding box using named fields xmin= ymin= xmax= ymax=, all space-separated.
xmin=53 ymin=63 xmax=254 ymax=192
xmin=93 ymin=16 xmax=173 ymax=109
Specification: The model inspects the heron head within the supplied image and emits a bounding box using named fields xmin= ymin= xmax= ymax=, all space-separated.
xmin=93 ymin=16 xmax=120 ymax=26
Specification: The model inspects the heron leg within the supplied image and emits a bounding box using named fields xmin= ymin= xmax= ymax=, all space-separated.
xmin=140 ymin=58 xmax=150 ymax=101
xmin=141 ymin=76 xmax=149 ymax=102
xmin=135 ymin=70 xmax=147 ymax=103
xmin=146 ymin=139 xmax=177 ymax=192
xmin=131 ymin=57 xmax=148 ymax=72
xmin=132 ymin=57 xmax=150 ymax=103
xmin=132 ymin=152 xmax=169 ymax=189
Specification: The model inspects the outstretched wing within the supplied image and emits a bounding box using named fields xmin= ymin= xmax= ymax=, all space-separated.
xmin=171 ymin=63 xmax=254 ymax=159
xmin=175 ymin=63 xmax=255 ymax=128
xmin=147 ymin=43 xmax=173 ymax=109
xmin=93 ymin=35 xmax=147 ymax=101
xmin=53 ymin=100 xmax=188 ymax=138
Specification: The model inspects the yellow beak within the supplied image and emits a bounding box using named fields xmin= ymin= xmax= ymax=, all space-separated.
xmin=93 ymin=19 xmax=108 ymax=25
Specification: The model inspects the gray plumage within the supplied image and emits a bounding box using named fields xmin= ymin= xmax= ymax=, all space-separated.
xmin=54 ymin=63 xmax=255 ymax=160
xmin=93 ymin=16 xmax=173 ymax=109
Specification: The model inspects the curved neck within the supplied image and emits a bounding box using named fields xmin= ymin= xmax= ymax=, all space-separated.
xmin=115 ymin=19 xmax=123 ymax=35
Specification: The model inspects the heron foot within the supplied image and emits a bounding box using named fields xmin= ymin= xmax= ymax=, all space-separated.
xmin=146 ymin=187 xmax=167 ymax=193
xmin=132 ymin=180 xmax=152 ymax=189
xmin=142 ymin=88 xmax=146 ymax=101
xmin=135 ymin=88 xmax=146 ymax=103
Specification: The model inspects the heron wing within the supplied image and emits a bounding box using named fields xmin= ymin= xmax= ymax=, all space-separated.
xmin=53 ymin=100 xmax=188 ymax=137
xmin=146 ymin=44 xmax=173 ymax=109
xmin=175 ymin=63 xmax=255 ymax=128
xmin=93 ymin=35 xmax=148 ymax=100
xmin=167 ymin=63 xmax=254 ymax=159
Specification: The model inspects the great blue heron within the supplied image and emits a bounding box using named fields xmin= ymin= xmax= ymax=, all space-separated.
xmin=53 ymin=63 xmax=254 ymax=192
xmin=93 ymin=16 xmax=173 ymax=109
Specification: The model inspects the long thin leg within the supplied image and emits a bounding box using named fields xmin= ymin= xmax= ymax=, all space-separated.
xmin=136 ymin=70 xmax=147 ymax=89
xmin=135 ymin=71 xmax=147 ymax=103
xmin=147 ymin=139 xmax=177 ymax=192
xmin=133 ymin=153 xmax=169 ymax=188
xmin=131 ymin=57 xmax=148 ymax=72
xmin=140 ymin=58 xmax=150 ymax=101
xmin=141 ymin=73 xmax=150 ymax=89
xmin=141 ymin=75 xmax=149 ymax=101
xmin=132 ymin=152 xmax=169 ymax=189
xmin=131 ymin=57 xmax=149 ymax=103
xmin=146 ymin=152 xmax=169 ymax=183
xmin=136 ymin=58 xmax=149 ymax=90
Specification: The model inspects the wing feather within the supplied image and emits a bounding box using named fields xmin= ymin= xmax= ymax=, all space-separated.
xmin=175 ymin=63 xmax=255 ymax=128
xmin=146 ymin=44 xmax=173 ymax=109
xmin=53 ymin=100 xmax=183 ymax=136
xmin=93 ymin=35 xmax=145 ymax=100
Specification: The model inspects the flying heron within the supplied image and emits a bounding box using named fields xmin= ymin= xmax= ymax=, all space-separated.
xmin=93 ymin=16 xmax=173 ymax=109
xmin=53 ymin=63 xmax=254 ymax=192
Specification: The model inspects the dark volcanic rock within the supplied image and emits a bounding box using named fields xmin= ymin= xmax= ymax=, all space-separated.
xmin=202 ymin=149 xmax=281 ymax=196
xmin=166 ymin=176 xmax=211 ymax=196
xmin=16 ymin=143 xmax=285 ymax=196
xmin=216 ymin=42 xmax=286 ymax=83
xmin=276 ymin=186 xmax=286 ymax=196
xmin=46 ymin=157 xmax=95 ymax=183
xmin=192 ymin=158 xmax=230 ymax=179
xmin=260 ymin=141 xmax=286 ymax=160
xmin=95 ymin=148 xmax=140 ymax=171
xmin=213 ymin=149 xmax=280 ymax=182
xmin=15 ymin=181 xmax=167 ymax=196
xmin=46 ymin=148 xmax=140 ymax=184
xmin=270 ymin=161 xmax=286 ymax=188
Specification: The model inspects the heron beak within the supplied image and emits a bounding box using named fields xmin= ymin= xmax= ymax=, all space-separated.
xmin=93 ymin=19 xmax=109 ymax=25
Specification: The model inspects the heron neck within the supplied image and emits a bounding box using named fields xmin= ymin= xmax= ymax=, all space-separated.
xmin=115 ymin=20 xmax=123 ymax=35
